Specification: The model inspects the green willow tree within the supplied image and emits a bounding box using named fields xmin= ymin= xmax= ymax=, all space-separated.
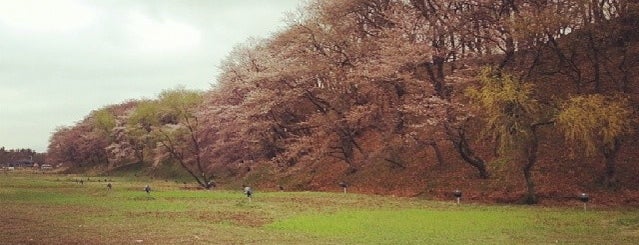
xmin=467 ymin=68 xmax=553 ymax=204
xmin=91 ymin=108 xmax=117 ymax=167
xmin=129 ymin=88 xmax=213 ymax=189
xmin=93 ymin=109 xmax=116 ymax=135
xmin=556 ymin=94 xmax=635 ymax=188
xmin=117 ymin=100 xmax=159 ymax=165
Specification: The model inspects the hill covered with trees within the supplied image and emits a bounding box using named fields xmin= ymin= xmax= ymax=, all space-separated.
xmin=46 ymin=0 xmax=639 ymax=205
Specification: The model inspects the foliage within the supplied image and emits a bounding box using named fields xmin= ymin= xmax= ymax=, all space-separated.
xmin=130 ymin=88 xmax=212 ymax=188
xmin=466 ymin=67 xmax=556 ymax=204
xmin=466 ymin=67 xmax=542 ymax=153
xmin=92 ymin=108 xmax=116 ymax=135
xmin=127 ymin=100 xmax=160 ymax=132
xmin=557 ymin=94 xmax=635 ymax=155
xmin=44 ymin=0 xmax=639 ymax=200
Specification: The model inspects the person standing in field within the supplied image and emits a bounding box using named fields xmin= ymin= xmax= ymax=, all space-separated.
xmin=243 ymin=185 xmax=253 ymax=201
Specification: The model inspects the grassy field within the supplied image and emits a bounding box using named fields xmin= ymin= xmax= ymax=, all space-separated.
xmin=1 ymin=172 xmax=638 ymax=244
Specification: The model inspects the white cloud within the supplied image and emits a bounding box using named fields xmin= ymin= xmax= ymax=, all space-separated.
xmin=0 ymin=0 xmax=97 ymax=34
xmin=125 ymin=12 xmax=202 ymax=54
xmin=0 ymin=88 xmax=21 ymax=102
xmin=0 ymin=0 xmax=303 ymax=152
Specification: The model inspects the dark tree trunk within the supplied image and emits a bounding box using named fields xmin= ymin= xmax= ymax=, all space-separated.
xmin=449 ymin=127 xmax=490 ymax=179
xmin=424 ymin=57 xmax=448 ymax=99
xmin=499 ymin=35 xmax=516 ymax=69
xmin=158 ymin=130 xmax=211 ymax=190
xmin=328 ymin=124 xmax=362 ymax=174
xmin=135 ymin=147 xmax=144 ymax=164
xmin=602 ymin=138 xmax=621 ymax=188
xmin=618 ymin=47 xmax=631 ymax=93
xmin=522 ymin=162 xmax=537 ymax=204
xmin=521 ymin=126 xmax=540 ymax=204
xmin=178 ymin=158 xmax=206 ymax=188
xmin=586 ymin=31 xmax=603 ymax=92
xmin=428 ymin=141 xmax=446 ymax=167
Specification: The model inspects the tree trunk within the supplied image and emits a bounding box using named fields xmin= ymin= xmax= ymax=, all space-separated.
xmin=424 ymin=57 xmax=448 ymax=99
xmin=522 ymin=163 xmax=537 ymax=204
xmin=521 ymin=126 xmax=540 ymax=204
xmin=586 ymin=31 xmax=603 ymax=92
xmin=178 ymin=159 xmax=206 ymax=188
xmin=135 ymin=147 xmax=144 ymax=164
xmin=450 ymin=127 xmax=490 ymax=179
xmin=159 ymin=135 xmax=210 ymax=189
xmin=428 ymin=141 xmax=446 ymax=167
xmin=602 ymin=139 xmax=621 ymax=188
xmin=499 ymin=35 xmax=516 ymax=69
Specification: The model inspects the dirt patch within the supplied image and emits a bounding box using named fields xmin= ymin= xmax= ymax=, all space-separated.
xmin=196 ymin=211 xmax=273 ymax=227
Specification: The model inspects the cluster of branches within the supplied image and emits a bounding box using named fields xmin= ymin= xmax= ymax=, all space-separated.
xmin=46 ymin=0 xmax=639 ymax=201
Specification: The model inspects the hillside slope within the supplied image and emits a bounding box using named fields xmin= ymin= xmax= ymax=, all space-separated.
xmin=50 ymin=1 xmax=639 ymax=206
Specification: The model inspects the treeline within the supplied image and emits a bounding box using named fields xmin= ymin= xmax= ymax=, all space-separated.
xmin=47 ymin=0 xmax=639 ymax=203
xmin=0 ymin=147 xmax=46 ymax=166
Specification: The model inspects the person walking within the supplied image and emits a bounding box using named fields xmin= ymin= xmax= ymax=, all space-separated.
xmin=243 ymin=185 xmax=253 ymax=201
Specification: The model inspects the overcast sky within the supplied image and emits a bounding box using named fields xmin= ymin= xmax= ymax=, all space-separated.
xmin=0 ymin=0 xmax=302 ymax=152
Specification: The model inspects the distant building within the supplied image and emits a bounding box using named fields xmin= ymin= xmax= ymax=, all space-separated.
xmin=7 ymin=159 xmax=34 ymax=168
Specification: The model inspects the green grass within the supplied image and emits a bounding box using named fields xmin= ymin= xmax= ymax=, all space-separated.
xmin=268 ymin=208 xmax=628 ymax=244
xmin=1 ymin=171 xmax=638 ymax=244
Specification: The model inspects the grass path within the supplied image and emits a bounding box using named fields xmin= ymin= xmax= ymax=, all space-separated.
xmin=1 ymin=172 xmax=638 ymax=244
